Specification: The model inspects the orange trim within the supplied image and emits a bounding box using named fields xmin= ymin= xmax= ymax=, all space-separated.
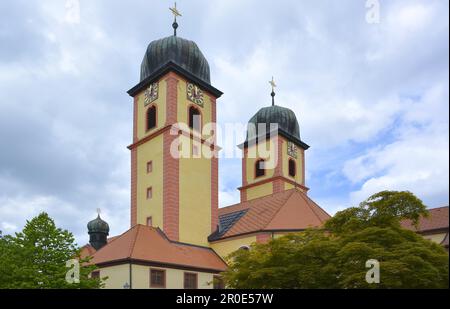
xmin=128 ymin=125 xmax=221 ymax=151
xmin=128 ymin=125 xmax=171 ymax=150
xmin=130 ymin=148 xmax=137 ymax=227
xmin=274 ymin=137 xmax=283 ymax=177
xmin=210 ymin=97 xmax=218 ymax=233
xmin=165 ymin=73 xmax=178 ymax=125
xmin=163 ymin=124 xmax=179 ymax=241
xmin=133 ymin=96 xmax=138 ymax=142
xmin=145 ymin=104 xmax=158 ymax=132
xmin=301 ymin=149 xmax=306 ymax=186
xmin=272 ymin=178 xmax=284 ymax=193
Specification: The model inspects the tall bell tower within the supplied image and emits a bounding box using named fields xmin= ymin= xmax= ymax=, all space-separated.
xmin=127 ymin=6 xmax=222 ymax=246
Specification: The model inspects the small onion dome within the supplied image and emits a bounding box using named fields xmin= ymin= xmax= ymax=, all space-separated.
xmin=246 ymin=105 xmax=301 ymax=143
xmin=140 ymin=35 xmax=211 ymax=84
xmin=87 ymin=214 xmax=109 ymax=235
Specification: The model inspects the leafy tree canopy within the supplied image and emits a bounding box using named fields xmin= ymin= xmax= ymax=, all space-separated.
xmin=0 ymin=212 xmax=102 ymax=289
xmin=222 ymin=191 xmax=448 ymax=289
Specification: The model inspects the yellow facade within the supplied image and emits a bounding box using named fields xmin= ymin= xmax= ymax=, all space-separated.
xmin=179 ymin=137 xmax=213 ymax=246
xmin=98 ymin=264 xmax=130 ymax=289
xmin=422 ymin=232 xmax=447 ymax=244
xmin=210 ymin=235 xmax=257 ymax=258
xmin=136 ymin=133 xmax=164 ymax=227
xmin=98 ymin=264 xmax=215 ymax=289
xmin=246 ymin=182 xmax=273 ymax=201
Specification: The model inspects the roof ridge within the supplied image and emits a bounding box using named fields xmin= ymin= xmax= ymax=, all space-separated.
xmin=428 ymin=206 xmax=449 ymax=210
xmin=128 ymin=224 xmax=141 ymax=258
xmin=296 ymin=190 xmax=328 ymax=223
xmin=91 ymin=225 xmax=139 ymax=256
xmin=220 ymin=188 xmax=296 ymax=211
xmin=261 ymin=189 xmax=296 ymax=230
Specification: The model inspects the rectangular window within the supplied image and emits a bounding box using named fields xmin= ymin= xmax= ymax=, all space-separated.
xmin=146 ymin=216 xmax=153 ymax=227
xmin=91 ymin=271 xmax=100 ymax=279
xmin=147 ymin=187 xmax=153 ymax=200
xmin=184 ymin=272 xmax=198 ymax=289
xmin=150 ymin=269 xmax=165 ymax=288
xmin=147 ymin=161 xmax=153 ymax=173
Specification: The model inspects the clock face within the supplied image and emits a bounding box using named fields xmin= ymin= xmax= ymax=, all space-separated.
xmin=187 ymin=83 xmax=204 ymax=107
xmin=144 ymin=83 xmax=158 ymax=106
xmin=287 ymin=142 xmax=298 ymax=158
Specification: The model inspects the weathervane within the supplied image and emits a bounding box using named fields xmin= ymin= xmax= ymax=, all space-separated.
xmin=269 ymin=76 xmax=277 ymax=106
xmin=170 ymin=2 xmax=182 ymax=36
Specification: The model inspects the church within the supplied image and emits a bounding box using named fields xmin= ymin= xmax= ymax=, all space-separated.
xmin=81 ymin=5 xmax=331 ymax=289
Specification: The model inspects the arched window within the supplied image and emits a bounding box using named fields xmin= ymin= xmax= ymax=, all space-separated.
xmin=188 ymin=106 xmax=201 ymax=131
xmin=146 ymin=105 xmax=157 ymax=131
xmin=289 ymin=159 xmax=296 ymax=177
xmin=255 ymin=159 xmax=265 ymax=178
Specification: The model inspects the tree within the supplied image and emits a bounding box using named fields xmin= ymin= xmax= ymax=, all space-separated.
xmin=0 ymin=212 xmax=103 ymax=289
xmin=222 ymin=191 xmax=449 ymax=289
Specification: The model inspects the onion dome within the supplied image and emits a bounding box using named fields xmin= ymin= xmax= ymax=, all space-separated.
xmin=247 ymin=105 xmax=300 ymax=141
xmin=140 ymin=36 xmax=211 ymax=84
xmin=87 ymin=215 xmax=110 ymax=234
xmin=87 ymin=214 xmax=109 ymax=251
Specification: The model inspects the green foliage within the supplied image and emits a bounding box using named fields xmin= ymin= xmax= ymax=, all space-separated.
xmin=325 ymin=190 xmax=428 ymax=234
xmin=222 ymin=191 xmax=448 ymax=289
xmin=0 ymin=212 xmax=103 ymax=289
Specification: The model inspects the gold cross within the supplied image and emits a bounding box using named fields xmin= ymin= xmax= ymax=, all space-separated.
xmin=170 ymin=2 xmax=182 ymax=19
xmin=269 ymin=76 xmax=277 ymax=92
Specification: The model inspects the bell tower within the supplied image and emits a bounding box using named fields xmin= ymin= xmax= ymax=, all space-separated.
xmin=239 ymin=78 xmax=310 ymax=202
xmin=127 ymin=7 xmax=222 ymax=246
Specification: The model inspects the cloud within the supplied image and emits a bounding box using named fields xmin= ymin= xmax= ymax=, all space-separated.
xmin=344 ymin=83 xmax=449 ymax=206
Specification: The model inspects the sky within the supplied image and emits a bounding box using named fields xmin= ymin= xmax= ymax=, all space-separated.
xmin=0 ymin=0 xmax=448 ymax=245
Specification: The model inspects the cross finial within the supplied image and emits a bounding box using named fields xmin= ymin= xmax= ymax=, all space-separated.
xmin=170 ymin=2 xmax=182 ymax=36
xmin=269 ymin=76 xmax=277 ymax=106
xmin=96 ymin=208 xmax=101 ymax=217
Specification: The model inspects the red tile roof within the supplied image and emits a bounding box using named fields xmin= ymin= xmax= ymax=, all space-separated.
xmin=211 ymin=188 xmax=331 ymax=240
xmin=401 ymin=206 xmax=449 ymax=233
xmin=85 ymin=225 xmax=227 ymax=273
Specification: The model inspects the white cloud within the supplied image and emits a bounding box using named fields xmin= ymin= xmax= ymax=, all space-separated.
xmin=345 ymin=83 xmax=449 ymax=207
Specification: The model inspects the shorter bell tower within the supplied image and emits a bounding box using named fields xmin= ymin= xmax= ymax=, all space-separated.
xmin=239 ymin=78 xmax=310 ymax=202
